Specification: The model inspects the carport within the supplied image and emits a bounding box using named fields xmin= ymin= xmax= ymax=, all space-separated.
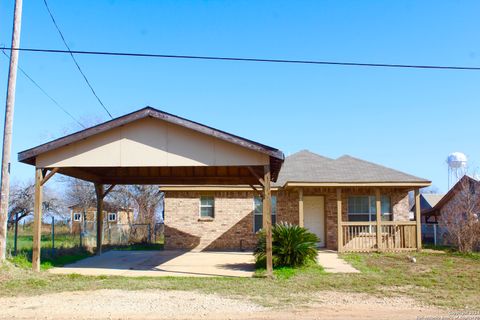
xmin=17 ymin=107 xmax=284 ymax=275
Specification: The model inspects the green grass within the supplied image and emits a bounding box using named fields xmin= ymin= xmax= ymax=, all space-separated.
xmin=1 ymin=248 xmax=479 ymax=310
xmin=6 ymin=233 xmax=80 ymax=252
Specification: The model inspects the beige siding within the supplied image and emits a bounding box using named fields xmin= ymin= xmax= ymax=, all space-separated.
xmin=37 ymin=118 xmax=270 ymax=168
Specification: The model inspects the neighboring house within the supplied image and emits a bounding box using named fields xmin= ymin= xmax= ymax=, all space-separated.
xmin=162 ymin=150 xmax=430 ymax=251
xmin=412 ymin=194 xmax=445 ymax=223
xmin=70 ymin=202 xmax=134 ymax=234
xmin=422 ymin=175 xmax=480 ymax=224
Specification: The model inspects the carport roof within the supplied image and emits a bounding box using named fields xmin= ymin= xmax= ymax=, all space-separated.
xmin=18 ymin=106 xmax=284 ymax=165
xmin=17 ymin=107 xmax=285 ymax=184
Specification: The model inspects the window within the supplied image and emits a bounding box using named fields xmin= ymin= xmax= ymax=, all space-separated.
xmin=253 ymin=196 xmax=277 ymax=233
xmin=347 ymin=196 xmax=391 ymax=222
xmin=73 ymin=213 xmax=81 ymax=222
xmin=108 ymin=212 xmax=117 ymax=222
xmin=200 ymin=196 xmax=215 ymax=218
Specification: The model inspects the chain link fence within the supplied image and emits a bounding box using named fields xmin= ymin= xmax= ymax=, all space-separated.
xmin=80 ymin=222 xmax=164 ymax=248
xmin=422 ymin=223 xmax=449 ymax=246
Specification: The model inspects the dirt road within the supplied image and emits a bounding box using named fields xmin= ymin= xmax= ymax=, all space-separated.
xmin=0 ymin=289 xmax=446 ymax=320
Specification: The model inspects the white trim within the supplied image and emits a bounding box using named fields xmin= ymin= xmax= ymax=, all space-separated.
xmin=73 ymin=212 xmax=82 ymax=222
xmin=199 ymin=196 xmax=215 ymax=218
xmin=107 ymin=212 xmax=117 ymax=222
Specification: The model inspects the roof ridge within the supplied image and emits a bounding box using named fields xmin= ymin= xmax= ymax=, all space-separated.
xmin=335 ymin=154 xmax=429 ymax=182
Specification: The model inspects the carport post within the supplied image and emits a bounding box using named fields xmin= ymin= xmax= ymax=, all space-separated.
xmin=263 ymin=165 xmax=273 ymax=277
xmin=32 ymin=168 xmax=43 ymax=272
xmin=95 ymin=184 xmax=104 ymax=255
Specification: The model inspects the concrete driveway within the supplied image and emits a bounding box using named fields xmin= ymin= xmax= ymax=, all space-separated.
xmin=50 ymin=250 xmax=255 ymax=278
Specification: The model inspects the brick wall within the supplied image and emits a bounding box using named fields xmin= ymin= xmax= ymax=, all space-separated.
xmin=164 ymin=187 xmax=411 ymax=251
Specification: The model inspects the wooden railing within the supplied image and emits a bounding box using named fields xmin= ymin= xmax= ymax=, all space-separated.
xmin=341 ymin=221 xmax=418 ymax=252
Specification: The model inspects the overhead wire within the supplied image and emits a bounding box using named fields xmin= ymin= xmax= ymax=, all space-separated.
xmin=1 ymin=49 xmax=86 ymax=129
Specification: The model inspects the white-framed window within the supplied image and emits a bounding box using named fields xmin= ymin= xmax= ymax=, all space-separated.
xmin=253 ymin=196 xmax=277 ymax=233
xmin=347 ymin=195 xmax=392 ymax=222
xmin=73 ymin=213 xmax=82 ymax=222
xmin=200 ymin=196 xmax=215 ymax=218
xmin=108 ymin=212 xmax=117 ymax=222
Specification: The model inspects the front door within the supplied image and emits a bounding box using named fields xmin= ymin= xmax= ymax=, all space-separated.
xmin=304 ymin=196 xmax=325 ymax=247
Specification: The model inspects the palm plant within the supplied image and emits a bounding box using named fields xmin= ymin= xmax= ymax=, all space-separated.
xmin=255 ymin=222 xmax=319 ymax=268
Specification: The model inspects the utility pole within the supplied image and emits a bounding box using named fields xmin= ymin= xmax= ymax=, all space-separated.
xmin=0 ymin=0 xmax=23 ymax=262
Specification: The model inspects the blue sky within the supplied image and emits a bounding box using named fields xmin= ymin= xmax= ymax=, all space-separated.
xmin=0 ymin=0 xmax=479 ymax=192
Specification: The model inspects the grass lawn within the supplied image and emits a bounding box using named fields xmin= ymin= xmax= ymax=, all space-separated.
xmin=1 ymin=249 xmax=479 ymax=310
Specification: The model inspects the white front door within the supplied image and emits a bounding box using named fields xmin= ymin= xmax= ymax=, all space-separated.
xmin=304 ymin=196 xmax=325 ymax=247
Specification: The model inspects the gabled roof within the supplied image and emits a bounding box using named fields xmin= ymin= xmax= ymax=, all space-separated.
xmin=18 ymin=107 xmax=285 ymax=179
xmin=275 ymin=150 xmax=430 ymax=187
xmin=421 ymin=194 xmax=445 ymax=210
xmin=423 ymin=175 xmax=479 ymax=215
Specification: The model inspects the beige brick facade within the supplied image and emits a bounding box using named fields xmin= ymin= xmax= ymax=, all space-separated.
xmin=164 ymin=188 xmax=411 ymax=251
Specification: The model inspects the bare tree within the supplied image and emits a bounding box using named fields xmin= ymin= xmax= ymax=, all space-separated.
xmin=61 ymin=177 xmax=96 ymax=220
xmin=440 ymin=175 xmax=480 ymax=253
xmin=8 ymin=180 xmax=66 ymax=228
xmin=122 ymin=185 xmax=162 ymax=225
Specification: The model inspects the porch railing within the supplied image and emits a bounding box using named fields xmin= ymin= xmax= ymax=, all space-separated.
xmin=341 ymin=221 xmax=417 ymax=252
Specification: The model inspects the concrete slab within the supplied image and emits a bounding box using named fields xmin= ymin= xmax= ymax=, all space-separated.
xmin=50 ymin=250 xmax=255 ymax=278
xmin=317 ymin=250 xmax=360 ymax=273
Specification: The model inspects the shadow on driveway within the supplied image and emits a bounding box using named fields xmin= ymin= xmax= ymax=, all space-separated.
xmin=50 ymin=250 xmax=255 ymax=278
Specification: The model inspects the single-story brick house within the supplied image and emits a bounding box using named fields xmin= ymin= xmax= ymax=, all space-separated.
xmin=162 ymin=150 xmax=431 ymax=251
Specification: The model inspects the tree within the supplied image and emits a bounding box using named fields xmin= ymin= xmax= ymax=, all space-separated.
xmin=440 ymin=175 xmax=480 ymax=253
xmin=119 ymin=185 xmax=163 ymax=225
xmin=61 ymin=176 xmax=96 ymax=221
xmin=8 ymin=180 xmax=66 ymax=228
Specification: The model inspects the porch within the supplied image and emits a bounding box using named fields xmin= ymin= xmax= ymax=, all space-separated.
xmin=295 ymin=186 xmax=423 ymax=252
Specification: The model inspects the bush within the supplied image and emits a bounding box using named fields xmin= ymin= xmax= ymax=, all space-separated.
xmin=255 ymin=222 xmax=319 ymax=268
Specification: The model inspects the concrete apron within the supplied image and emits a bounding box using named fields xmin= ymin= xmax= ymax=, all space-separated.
xmin=50 ymin=250 xmax=256 ymax=278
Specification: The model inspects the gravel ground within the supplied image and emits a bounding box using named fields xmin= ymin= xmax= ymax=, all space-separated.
xmin=0 ymin=289 xmax=446 ymax=320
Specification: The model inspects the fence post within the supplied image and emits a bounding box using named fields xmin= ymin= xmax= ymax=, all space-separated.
xmin=51 ymin=216 xmax=55 ymax=256
xmin=79 ymin=222 xmax=83 ymax=248
xmin=13 ymin=212 xmax=18 ymax=255
xmin=433 ymin=224 xmax=437 ymax=246
xmin=148 ymin=224 xmax=151 ymax=244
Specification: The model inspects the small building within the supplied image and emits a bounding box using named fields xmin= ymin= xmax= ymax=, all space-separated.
xmin=70 ymin=202 xmax=134 ymax=234
xmin=412 ymin=194 xmax=445 ymax=223
xmin=422 ymin=175 xmax=480 ymax=224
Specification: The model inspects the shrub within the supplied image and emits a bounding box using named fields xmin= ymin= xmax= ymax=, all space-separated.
xmin=255 ymin=222 xmax=319 ymax=268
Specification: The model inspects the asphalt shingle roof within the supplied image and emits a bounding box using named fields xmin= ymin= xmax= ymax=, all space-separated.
xmin=274 ymin=150 xmax=430 ymax=186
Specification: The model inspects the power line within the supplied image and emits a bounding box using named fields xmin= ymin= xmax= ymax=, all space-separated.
xmin=3 ymin=46 xmax=480 ymax=71
xmin=42 ymin=0 xmax=113 ymax=119
xmin=1 ymin=49 xmax=86 ymax=129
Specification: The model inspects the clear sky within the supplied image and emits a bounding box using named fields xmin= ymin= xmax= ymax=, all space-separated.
xmin=0 ymin=0 xmax=479 ymax=192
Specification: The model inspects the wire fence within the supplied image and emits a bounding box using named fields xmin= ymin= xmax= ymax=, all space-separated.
xmin=422 ymin=223 xmax=449 ymax=247
xmin=80 ymin=222 xmax=164 ymax=248
xmin=7 ymin=217 xmax=164 ymax=257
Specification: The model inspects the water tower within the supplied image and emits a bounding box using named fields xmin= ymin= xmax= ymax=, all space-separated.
xmin=447 ymin=152 xmax=468 ymax=189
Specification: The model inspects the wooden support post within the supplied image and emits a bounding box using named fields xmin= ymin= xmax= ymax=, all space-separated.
xmin=95 ymin=183 xmax=104 ymax=255
xmin=415 ymin=188 xmax=422 ymax=252
xmin=336 ymin=188 xmax=343 ymax=252
xmin=375 ymin=188 xmax=382 ymax=251
xmin=32 ymin=167 xmax=43 ymax=272
xmin=298 ymin=188 xmax=304 ymax=227
xmin=263 ymin=165 xmax=273 ymax=277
